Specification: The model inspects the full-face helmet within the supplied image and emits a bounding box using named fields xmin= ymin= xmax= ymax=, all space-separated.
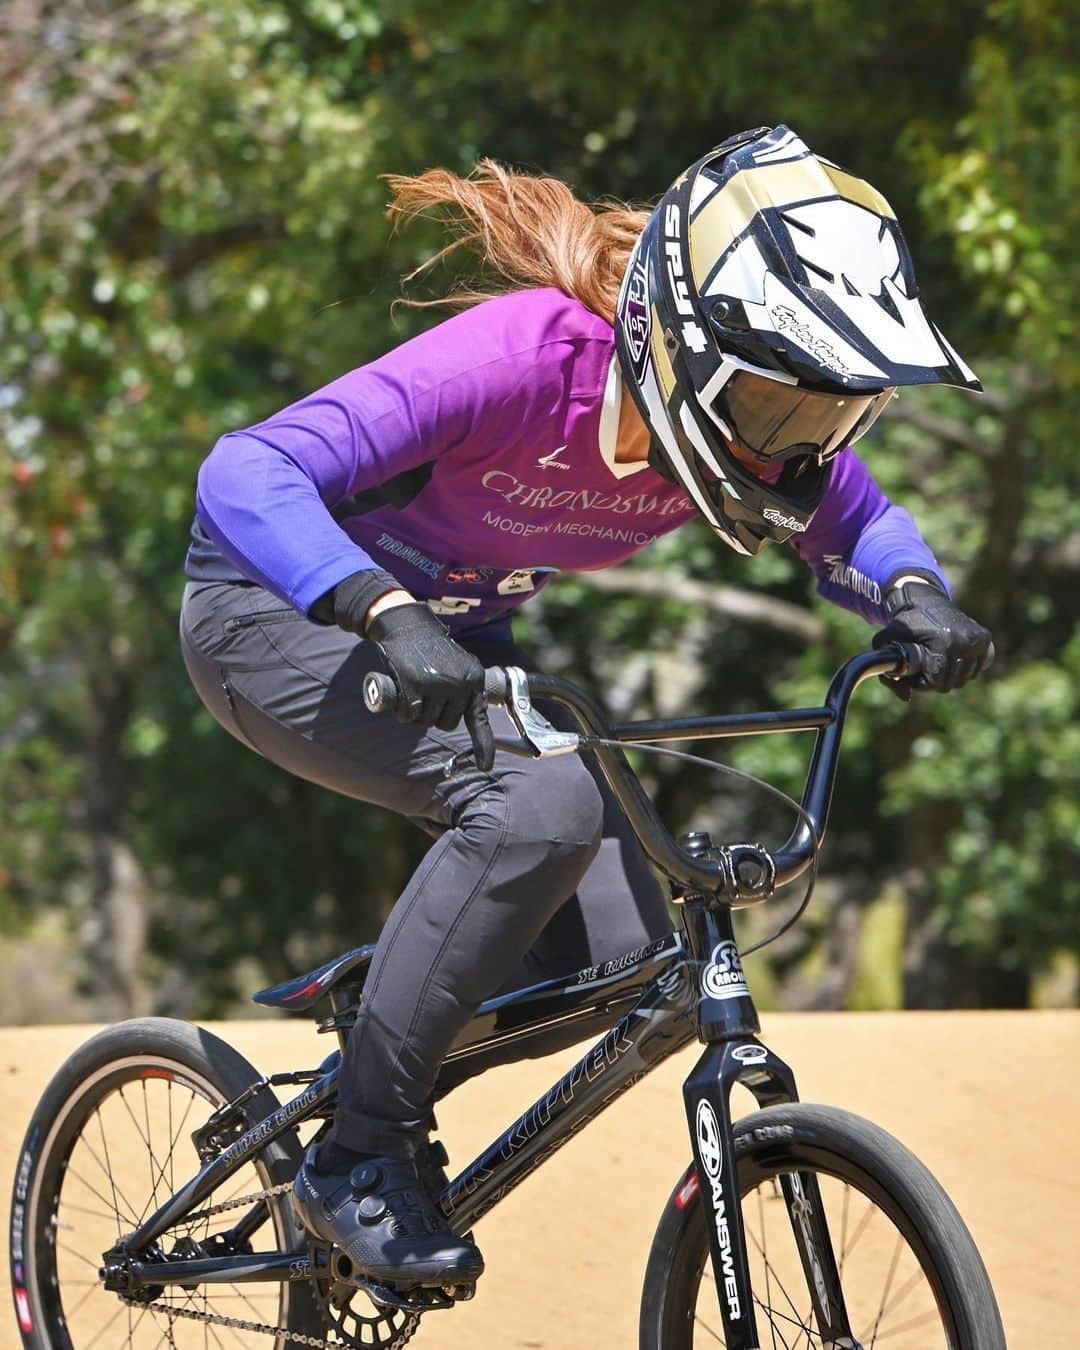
xmin=614 ymin=125 xmax=981 ymax=554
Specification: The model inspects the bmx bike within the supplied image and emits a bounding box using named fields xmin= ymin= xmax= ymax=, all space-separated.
xmin=9 ymin=645 xmax=1005 ymax=1347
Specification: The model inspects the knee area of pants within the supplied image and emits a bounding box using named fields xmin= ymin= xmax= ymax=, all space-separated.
xmin=508 ymin=763 xmax=604 ymax=857
xmin=451 ymin=758 xmax=603 ymax=856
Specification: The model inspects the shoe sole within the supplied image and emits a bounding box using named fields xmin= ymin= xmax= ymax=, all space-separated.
xmin=332 ymin=1248 xmax=485 ymax=1292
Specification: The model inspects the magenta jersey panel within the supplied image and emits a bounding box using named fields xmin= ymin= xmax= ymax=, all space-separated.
xmin=189 ymin=288 xmax=946 ymax=632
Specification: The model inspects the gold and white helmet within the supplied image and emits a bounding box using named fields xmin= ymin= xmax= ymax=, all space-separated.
xmin=615 ymin=125 xmax=981 ymax=554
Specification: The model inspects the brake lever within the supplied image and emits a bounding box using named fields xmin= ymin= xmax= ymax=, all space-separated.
xmin=440 ymin=667 xmax=582 ymax=777
xmin=441 ymin=735 xmax=541 ymax=778
xmin=503 ymin=667 xmax=583 ymax=758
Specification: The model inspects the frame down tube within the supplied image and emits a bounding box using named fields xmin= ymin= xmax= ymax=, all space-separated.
xmin=442 ymin=964 xmax=696 ymax=1233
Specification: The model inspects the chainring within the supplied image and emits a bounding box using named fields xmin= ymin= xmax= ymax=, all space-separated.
xmin=307 ymin=1240 xmax=422 ymax=1350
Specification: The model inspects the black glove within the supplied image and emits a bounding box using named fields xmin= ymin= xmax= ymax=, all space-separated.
xmin=872 ymin=571 xmax=994 ymax=701
xmin=366 ymin=602 xmax=495 ymax=770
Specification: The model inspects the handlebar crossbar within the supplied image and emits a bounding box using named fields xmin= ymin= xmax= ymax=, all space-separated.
xmin=363 ymin=645 xmax=920 ymax=905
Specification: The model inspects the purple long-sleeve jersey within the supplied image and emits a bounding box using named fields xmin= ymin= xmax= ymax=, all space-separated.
xmin=186 ymin=288 xmax=946 ymax=636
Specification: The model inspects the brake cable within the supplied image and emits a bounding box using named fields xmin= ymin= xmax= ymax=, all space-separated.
xmin=582 ymin=737 xmax=820 ymax=956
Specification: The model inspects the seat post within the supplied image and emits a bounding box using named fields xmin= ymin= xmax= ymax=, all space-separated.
xmin=328 ymin=983 xmax=362 ymax=1054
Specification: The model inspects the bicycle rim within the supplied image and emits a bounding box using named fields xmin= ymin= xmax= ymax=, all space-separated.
xmin=694 ymin=1166 xmax=956 ymax=1347
xmin=26 ymin=1054 xmax=293 ymax=1348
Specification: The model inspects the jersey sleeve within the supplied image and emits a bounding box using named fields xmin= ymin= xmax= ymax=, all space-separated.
xmin=791 ymin=448 xmax=950 ymax=625
xmin=194 ymin=310 xmax=539 ymax=614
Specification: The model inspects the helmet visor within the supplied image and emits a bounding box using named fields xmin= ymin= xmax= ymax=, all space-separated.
xmin=712 ymin=370 xmax=894 ymax=463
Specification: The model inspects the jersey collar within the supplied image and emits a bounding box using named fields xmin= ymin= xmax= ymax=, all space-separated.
xmin=598 ymin=355 xmax=650 ymax=480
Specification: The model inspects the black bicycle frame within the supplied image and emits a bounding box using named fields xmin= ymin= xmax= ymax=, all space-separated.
xmin=113 ymin=647 xmax=910 ymax=1346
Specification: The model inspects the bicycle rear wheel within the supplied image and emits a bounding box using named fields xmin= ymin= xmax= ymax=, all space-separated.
xmin=640 ymin=1103 xmax=1004 ymax=1349
xmin=9 ymin=1017 xmax=318 ymax=1349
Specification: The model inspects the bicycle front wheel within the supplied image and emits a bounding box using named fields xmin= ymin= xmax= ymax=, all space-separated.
xmin=640 ymin=1103 xmax=1004 ymax=1349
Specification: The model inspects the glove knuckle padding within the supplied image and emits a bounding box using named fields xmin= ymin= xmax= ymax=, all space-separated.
xmin=368 ymin=602 xmax=494 ymax=767
xmin=876 ymin=577 xmax=992 ymax=697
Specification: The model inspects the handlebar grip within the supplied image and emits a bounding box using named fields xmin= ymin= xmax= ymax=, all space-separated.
xmin=891 ymin=642 xmax=925 ymax=681
xmin=363 ymin=666 xmax=512 ymax=717
xmin=363 ymin=671 xmax=399 ymax=715
xmin=484 ymin=666 xmax=510 ymax=705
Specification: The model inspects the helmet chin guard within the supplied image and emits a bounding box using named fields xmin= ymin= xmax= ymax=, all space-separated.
xmin=615 ymin=125 xmax=981 ymax=553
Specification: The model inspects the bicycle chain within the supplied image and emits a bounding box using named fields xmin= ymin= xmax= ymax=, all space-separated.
xmin=140 ymin=1182 xmax=418 ymax=1349
xmin=184 ymin=1179 xmax=293 ymax=1224
xmin=135 ymin=1177 xmax=340 ymax=1347
xmin=138 ymin=1296 xmax=342 ymax=1347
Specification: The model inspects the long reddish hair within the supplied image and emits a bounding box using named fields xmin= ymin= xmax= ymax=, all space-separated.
xmin=383 ymin=159 xmax=649 ymax=325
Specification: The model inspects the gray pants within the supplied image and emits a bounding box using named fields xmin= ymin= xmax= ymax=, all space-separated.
xmin=180 ymin=581 xmax=672 ymax=1155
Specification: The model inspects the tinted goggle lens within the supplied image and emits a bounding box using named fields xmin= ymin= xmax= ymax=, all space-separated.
xmin=714 ymin=371 xmax=894 ymax=462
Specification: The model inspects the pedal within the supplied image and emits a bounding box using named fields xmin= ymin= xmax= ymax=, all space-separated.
xmin=351 ymin=1277 xmax=456 ymax=1312
xmin=441 ymin=1280 xmax=476 ymax=1302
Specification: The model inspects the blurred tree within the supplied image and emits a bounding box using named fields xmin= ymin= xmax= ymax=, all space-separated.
xmin=0 ymin=0 xmax=1074 ymax=1018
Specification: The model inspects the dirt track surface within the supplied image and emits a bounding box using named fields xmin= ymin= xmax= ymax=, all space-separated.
xmin=2 ymin=1011 xmax=1076 ymax=1348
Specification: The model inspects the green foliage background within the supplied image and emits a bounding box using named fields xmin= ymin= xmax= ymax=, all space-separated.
xmin=1 ymin=0 xmax=1076 ymax=1020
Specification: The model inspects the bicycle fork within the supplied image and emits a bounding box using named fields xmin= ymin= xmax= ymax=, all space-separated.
xmin=679 ymin=888 xmax=859 ymax=1349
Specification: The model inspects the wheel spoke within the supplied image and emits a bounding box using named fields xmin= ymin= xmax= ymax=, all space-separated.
xmin=838 ymin=1184 xmax=851 ymax=1277
xmin=837 ymin=1193 xmax=876 ymax=1266
xmin=757 ymin=1185 xmax=779 ymax=1350
xmin=744 ymin=1214 xmax=816 ymax=1337
xmin=129 ymin=1305 xmax=151 ymax=1342
xmin=162 ymin=1088 xmax=199 ymax=1212
xmin=57 ymin=1239 xmax=103 ymax=1271
xmin=858 ymin=1261 xmax=928 ymax=1341
xmin=68 ymin=1145 xmax=142 ymax=1228
xmin=866 ymin=1307 xmax=952 ymax=1341
xmin=692 ymin=1311 xmax=727 ymax=1344
xmin=866 ymin=1228 xmax=904 ymax=1347
xmin=60 ymin=1198 xmax=137 ymax=1224
xmin=82 ymin=1301 xmax=128 ymax=1348
xmin=65 ymin=1279 xmax=102 ymax=1319
xmin=116 ymin=1086 xmax=167 ymax=1223
xmin=690 ymin=1160 xmax=958 ymax=1350
xmin=228 ymin=1282 xmax=272 ymax=1323
xmin=752 ymin=1293 xmax=799 ymax=1350
xmin=96 ymin=1106 xmax=125 ymax=1240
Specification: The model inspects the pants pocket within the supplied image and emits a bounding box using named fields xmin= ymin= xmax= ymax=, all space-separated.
xmin=216 ymin=666 xmax=265 ymax=753
xmin=224 ymin=608 xmax=305 ymax=633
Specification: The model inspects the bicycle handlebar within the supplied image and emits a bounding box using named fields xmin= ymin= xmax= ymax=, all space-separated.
xmin=362 ymin=665 xmax=510 ymax=716
xmin=363 ymin=643 xmax=923 ymax=906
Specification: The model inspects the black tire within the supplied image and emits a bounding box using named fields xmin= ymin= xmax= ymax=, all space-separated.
xmin=9 ymin=1017 xmax=320 ymax=1348
xmin=640 ymin=1103 xmax=1005 ymax=1349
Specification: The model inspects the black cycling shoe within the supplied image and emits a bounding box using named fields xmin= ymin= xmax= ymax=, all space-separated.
xmin=292 ymin=1143 xmax=484 ymax=1291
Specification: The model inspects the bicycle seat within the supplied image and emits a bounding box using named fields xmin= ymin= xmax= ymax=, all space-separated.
xmin=252 ymin=944 xmax=375 ymax=1011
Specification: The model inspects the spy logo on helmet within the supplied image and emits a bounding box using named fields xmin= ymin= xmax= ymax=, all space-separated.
xmin=619 ymin=261 xmax=651 ymax=381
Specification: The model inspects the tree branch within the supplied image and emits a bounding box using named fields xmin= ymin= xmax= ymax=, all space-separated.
xmin=886 ymin=403 xmax=993 ymax=457
xmin=564 ymin=567 xmax=825 ymax=642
